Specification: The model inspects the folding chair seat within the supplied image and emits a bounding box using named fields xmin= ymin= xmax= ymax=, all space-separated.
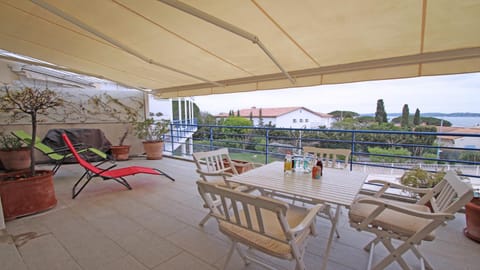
xmin=349 ymin=171 xmax=474 ymax=270
xmin=12 ymin=130 xmax=109 ymax=174
xmin=197 ymin=180 xmax=324 ymax=270
xmin=193 ymin=148 xmax=262 ymax=226
xmin=62 ymin=133 xmax=174 ymax=198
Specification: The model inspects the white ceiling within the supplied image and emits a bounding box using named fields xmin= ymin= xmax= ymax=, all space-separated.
xmin=0 ymin=0 xmax=479 ymax=98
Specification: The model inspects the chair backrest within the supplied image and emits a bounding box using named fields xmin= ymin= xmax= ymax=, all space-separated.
xmin=197 ymin=180 xmax=293 ymax=243
xmin=303 ymin=146 xmax=351 ymax=169
xmin=418 ymin=170 xmax=474 ymax=214
xmin=61 ymin=133 xmax=102 ymax=174
xmin=192 ymin=148 xmax=238 ymax=180
xmin=12 ymin=130 xmax=65 ymax=160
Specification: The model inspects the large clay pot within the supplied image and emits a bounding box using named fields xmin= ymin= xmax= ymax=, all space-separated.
xmin=0 ymin=170 xmax=57 ymax=220
xmin=110 ymin=145 xmax=130 ymax=161
xmin=464 ymin=198 xmax=480 ymax=243
xmin=142 ymin=141 xmax=164 ymax=160
xmin=0 ymin=148 xmax=31 ymax=171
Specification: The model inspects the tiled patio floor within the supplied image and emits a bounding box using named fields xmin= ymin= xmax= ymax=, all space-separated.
xmin=1 ymin=157 xmax=479 ymax=270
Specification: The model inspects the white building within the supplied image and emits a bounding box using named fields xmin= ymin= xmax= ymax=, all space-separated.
xmin=216 ymin=107 xmax=335 ymax=128
xmin=437 ymin=127 xmax=480 ymax=149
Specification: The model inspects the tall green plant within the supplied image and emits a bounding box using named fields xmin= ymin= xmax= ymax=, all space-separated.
xmin=0 ymin=86 xmax=63 ymax=176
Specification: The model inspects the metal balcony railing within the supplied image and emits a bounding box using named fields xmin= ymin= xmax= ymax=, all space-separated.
xmin=164 ymin=123 xmax=480 ymax=179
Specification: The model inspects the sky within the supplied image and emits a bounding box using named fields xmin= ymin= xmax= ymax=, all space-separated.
xmin=193 ymin=72 xmax=479 ymax=115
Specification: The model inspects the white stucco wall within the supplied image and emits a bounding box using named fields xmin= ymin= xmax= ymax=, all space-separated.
xmin=454 ymin=137 xmax=480 ymax=149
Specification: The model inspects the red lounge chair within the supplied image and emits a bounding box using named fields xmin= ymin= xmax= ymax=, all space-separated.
xmin=62 ymin=133 xmax=174 ymax=199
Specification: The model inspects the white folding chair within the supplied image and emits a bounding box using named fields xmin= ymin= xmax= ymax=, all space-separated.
xmin=349 ymin=170 xmax=474 ymax=270
xmin=302 ymin=146 xmax=352 ymax=237
xmin=193 ymin=148 xmax=261 ymax=226
xmin=303 ymin=146 xmax=351 ymax=169
xmin=197 ymin=180 xmax=324 ymax=270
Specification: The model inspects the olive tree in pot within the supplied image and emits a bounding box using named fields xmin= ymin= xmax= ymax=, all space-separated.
xmin=134 ymin=112 xmax=170 ymax=160
xmin=0 ymin=85 xmax=63 ymax=220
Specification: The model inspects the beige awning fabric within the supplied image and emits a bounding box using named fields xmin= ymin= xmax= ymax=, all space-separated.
xmin=0 ymin=0 xmax=479 ymax=98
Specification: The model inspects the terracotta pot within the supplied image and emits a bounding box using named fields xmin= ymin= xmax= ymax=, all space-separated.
xmin=0 ymin=148 xmax=31 ymax=171
xmin=464 ymin=197 xmax=480 ymax=243
xmin=110 ymin=145 xmax=130 ymax=161
xmin=0 ymin=170 xmax=57 ymax=220
xmin=223 ymin=159 xmax=252 ymax=174
xmin=142 ymin=141 xmax=164 ymax=160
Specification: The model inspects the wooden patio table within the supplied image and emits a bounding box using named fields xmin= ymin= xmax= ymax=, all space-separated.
xmin=228 ymin=161 xmax=367 ymax=270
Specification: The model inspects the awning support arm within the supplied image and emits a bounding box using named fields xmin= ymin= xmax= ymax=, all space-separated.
xmin=30 ymin=0 xmax=223 ymax=87
xmin=158 ymin=0 xmax=295 ymax=84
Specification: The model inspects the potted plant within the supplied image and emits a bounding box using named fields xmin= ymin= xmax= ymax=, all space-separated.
xmin=0 ymin=132 xmax=30 ymax=171
xmin=465 ymin=190 xmax=480 ymax=243
xmin=399 ymin=167 xmax=446 ymax=189
xmin=0 ymin=85 xmax=63 ymax=220
xmin=88 ymin=93 xmax=140 ymax=161
xmin=134 ymin=112 xmax=170 ymax=160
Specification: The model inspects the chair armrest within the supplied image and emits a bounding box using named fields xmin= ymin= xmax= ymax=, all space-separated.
xmin=195 ymin=169 xmax=233 ymax=178
xmin=290 ymin=204 xmax=324 ymax=234
xmin=230 ymin=160 xmax=263 ymax=169
xmin=368 ymin=179 xmax=432 ymax=198
xmin=354 ymin=197 xmax=454 ymax=221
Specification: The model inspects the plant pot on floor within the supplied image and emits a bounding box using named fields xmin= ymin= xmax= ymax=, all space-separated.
xmin=142 ymin=141 xmax=164 ymax=160
xmin=0 ymin=170 xmax=57 ymax=220
xmin=0 ymin=148 xmax=31 ymax=171
xmin=110 ymin=145 xmax=130 ymax=161
xmin=464 ymin=197 xmax=480 ymax=243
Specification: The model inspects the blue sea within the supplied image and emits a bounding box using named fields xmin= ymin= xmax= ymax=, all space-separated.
xmin=438 ymin=117 xmax=480 ymax=127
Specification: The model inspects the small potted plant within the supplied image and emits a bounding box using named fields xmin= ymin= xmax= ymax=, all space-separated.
xmin=134 ymin=112 xmax=170 ymax=160
xmin=400 ymin=167 xmax=446 ymax=189
xmin=88 ymin=93 xmax=141 ymax=160
xmin=0 ymin=85 xmax=63 ymax=220
xmin=0 ymin=132 xmax=30 ymax=171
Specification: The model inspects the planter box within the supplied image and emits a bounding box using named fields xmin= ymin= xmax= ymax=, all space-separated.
xmin=223 ymin=159 xmax=253 ymax=174
xmin=0 ymin=170 xmax=57 ymax=221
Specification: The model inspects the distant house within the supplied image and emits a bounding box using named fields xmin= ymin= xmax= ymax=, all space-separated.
xmin=216 ymin=107 xmax=335 ymax=128
xmin=437 ymin=127 xmax=480 ymax=149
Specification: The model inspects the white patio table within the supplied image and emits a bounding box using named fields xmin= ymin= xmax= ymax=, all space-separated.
xmin=228 ymin=161 xmax=367 ymax=270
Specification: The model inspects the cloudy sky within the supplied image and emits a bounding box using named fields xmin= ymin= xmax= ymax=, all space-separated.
xmin=193 ymin=72 xmax=479 ymax=115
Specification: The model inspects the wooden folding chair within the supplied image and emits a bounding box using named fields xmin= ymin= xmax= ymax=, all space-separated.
xmin=193 ymin=148 xmax=261 ymax=226
xmin=197 ymin=180 xmax=324 ymax=270
xmin=349 ymin=171 xmax=474 ymax=270
xmin=303 ymin=146 xmax=351 ymax=169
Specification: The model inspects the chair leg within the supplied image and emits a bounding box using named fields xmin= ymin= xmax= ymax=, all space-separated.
xmin=111 ymin=177 xmax=132 ymax=190
xmin=222 ymin=242 xmax=236 ymax=270
xmin=198 ymin=212 xmax=211 ymax=227
xmin=411 ymin=245 xmax=433 ymax=270
xmin=380 ymin=238 xmax=410 ymax=270
xmin=154 ymin=168 xmax=175 ymax=181
xmin=72 ymin=172 xmax=93 ymax=199
xmin=373 ymin=238 xmax=416 ymax=270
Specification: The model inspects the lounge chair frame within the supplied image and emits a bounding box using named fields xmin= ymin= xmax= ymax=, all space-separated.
xmin=62 ymin=133 xmax=174 ymax=199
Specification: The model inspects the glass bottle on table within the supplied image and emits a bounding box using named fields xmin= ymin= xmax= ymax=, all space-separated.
xmin=284 ymin=152 xmax=292 ymax=174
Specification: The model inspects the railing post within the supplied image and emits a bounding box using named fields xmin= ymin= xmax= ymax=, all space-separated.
xmin=170 ymin=123 xmax=174 ymax=154
xmin=209 ymin=127 xmax=214 ymax=150
xmin=350 ymin=131 xmax=355 ymax=171
xmin=265 ymin=128 xmax=269 ymax=164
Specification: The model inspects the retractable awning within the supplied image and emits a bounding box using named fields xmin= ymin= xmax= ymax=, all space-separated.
xmin=0 ymin=0 xmax=479 ymax=98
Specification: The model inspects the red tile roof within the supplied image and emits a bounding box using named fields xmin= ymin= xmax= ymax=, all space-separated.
xmin=216 ymin=107 xmax=332 ymax=118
